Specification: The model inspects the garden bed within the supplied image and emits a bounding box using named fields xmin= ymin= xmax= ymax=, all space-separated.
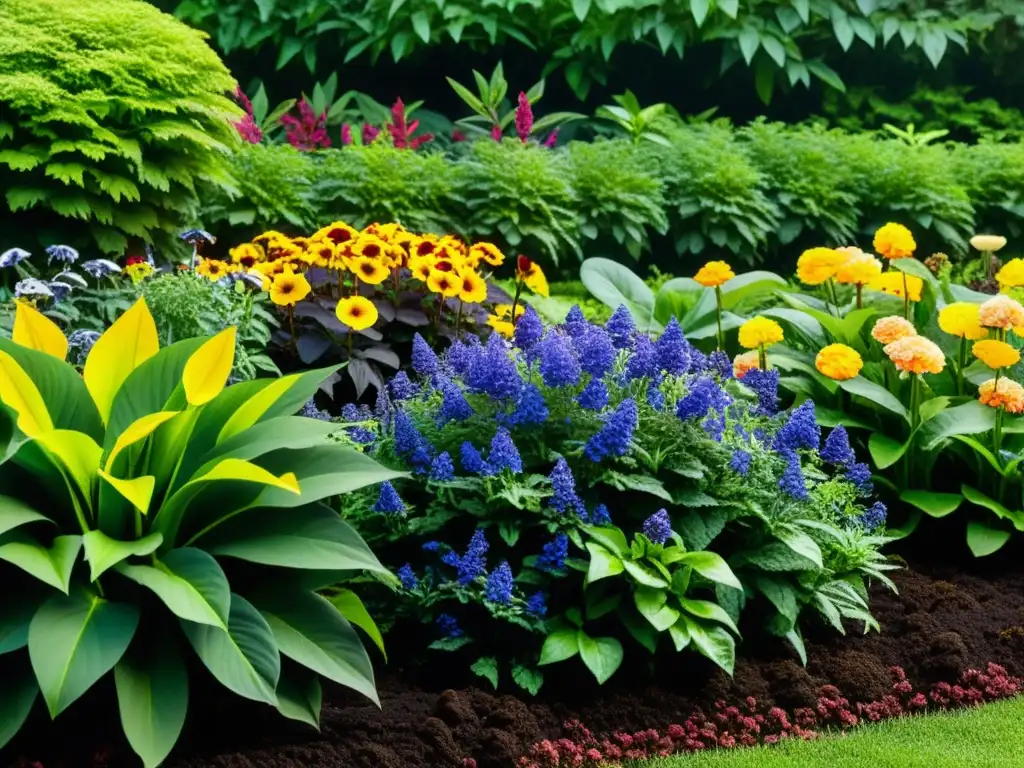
xmin=10 ymin=546 xmax=1023 ymax=768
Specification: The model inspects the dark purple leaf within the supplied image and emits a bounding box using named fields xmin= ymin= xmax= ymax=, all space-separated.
xmin=296 ymin=333 xmax=332 ymax=364
xmin=373 ymin=299 xmax=397 ymax=323
xmin=358 ymin=326 xmax=383 ymax=341
xmin=318 ymin=371 xmax=343 ymax=397
xmin=348 ymin=358 xmax=383 ymax=398
xmin=357 ymin=345 xmax=400 ymax=368
xmin=487 ymin=282 xmax=514 ymax=304
xmin=396 ymin=308 xmax=430 ymax=326
xmin=294 ymin=301 xmax=347 ymax=334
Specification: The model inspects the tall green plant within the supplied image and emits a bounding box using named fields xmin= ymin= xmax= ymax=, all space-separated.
xmin=0 ymin=299 xmax=402 ymax=766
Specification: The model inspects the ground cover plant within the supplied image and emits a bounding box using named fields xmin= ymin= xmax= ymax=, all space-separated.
xmin=0 ymin=299 xmax=402 ymax=766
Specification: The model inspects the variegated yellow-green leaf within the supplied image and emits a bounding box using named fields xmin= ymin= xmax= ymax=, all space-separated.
xmin=197 ymin=459 xmax=300 ymax=494
xmin=34 ymin=430 xmax=103 ymax=502
xmin=183 ymin=327 xmax=236 ymax=407
xmin=217 ymin=375 xmax=295 ymax=444
xmin=12 ymin=302 xmax=68 ymax=361
xmin=0 ymin=349 xmax=53 ymax=437
xmin=99 ymin=470 xmax=156 ymax=516
xmin=105 ymin=411 xmax=179 ymax=472
xmin=84 ymin=298 xmax=159 ymax=423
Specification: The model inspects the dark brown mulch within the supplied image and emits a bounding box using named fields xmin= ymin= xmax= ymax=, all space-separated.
xmin=9 ymin=550 xmax=1024 ymax=768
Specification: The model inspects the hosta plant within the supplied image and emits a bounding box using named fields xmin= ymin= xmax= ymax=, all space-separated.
xmin=0 ymin=299 xmax=402 ymax=766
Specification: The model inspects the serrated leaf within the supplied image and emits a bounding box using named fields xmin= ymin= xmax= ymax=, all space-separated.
xmin=470 ymin=656 xmax=499 ymax=688
xmin=511 ymin=664 xmax=543 ymax=695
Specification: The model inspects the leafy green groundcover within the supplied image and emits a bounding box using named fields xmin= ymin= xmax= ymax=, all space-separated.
xmin=640 ymin=695 xmax=1024 ymax=768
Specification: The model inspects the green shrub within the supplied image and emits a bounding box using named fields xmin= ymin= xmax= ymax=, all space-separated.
xmin=0 ymin=299 xmax=402 ymax=766
xmin=953 ymin=142 xmax=1024 ymax=240
xmin=0 ymin=0 xmax=241 ymax=255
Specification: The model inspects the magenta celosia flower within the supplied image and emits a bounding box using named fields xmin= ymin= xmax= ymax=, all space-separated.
xmin=280 ymin=98 xmax=330 ymax=151
xmin=515 ymin=91 xmax=533 ymax=143
xmin=387 ymin=97 xmax=434 ymax=150
xmin=543 ymin=128 xmax=559 ymax=148
xmin=452 ymin=129 xmax=468 ymax=142
xmin=362 ymin=123 xmax=380 ymax=144
xmin=341 ymin=124 xmax=353 ymax=145
xmin=231 ymin=85 xmax=263 ymax=144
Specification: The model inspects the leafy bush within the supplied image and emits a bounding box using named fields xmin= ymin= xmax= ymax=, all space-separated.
xmin=0 ymin=299 xmax=401 ymax=766
xmin=953 ymin=142 xmax=1024 ymax=241
xmin=340 ymin=309 xmax=893 ymax=691
xmin=0 ymin=0 xmax=241 ymax=255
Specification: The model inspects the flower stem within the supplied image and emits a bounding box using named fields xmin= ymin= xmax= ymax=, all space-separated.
xmin=287 ymin=304 xmax=296 ymax=355
xmin=856 ymin=284 xmax=863 ymax=309
xmin=826 ymin=278 xmax=840 ymax=317
xmin=455 ymin=300 xmax=464 ymax=340
xmin=902 ymin=272 xmax=910 ymax=320
xmin=957 ymin=336 xmax=967 ymax=396
xmin=758 ymin=344 xmax=767 ymax=371
xmin=510 ymin=280 xmax=524 ymax=327
xmin=714 ymin=286 xmax=724 ymax=350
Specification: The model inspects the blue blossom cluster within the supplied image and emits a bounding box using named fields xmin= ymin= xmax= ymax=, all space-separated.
xmin=441 ymin=529 xmax=490 ymax=585
xmin=642 ymin=509 xmax=673 ymax=545
xmin=537 ymin=533 xmax=568 ymax=572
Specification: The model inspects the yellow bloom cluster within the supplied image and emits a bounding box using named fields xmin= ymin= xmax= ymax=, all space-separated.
xmin=973 ymin=339 xmax=1021 ymax=370
xmin=815 ymin=343 xmax=863 ymax=381
xmin=938 ymin=303 xmax=986 ymax=340
xmin=796 ymin=247 xmax=847 ymax=285
xmin=694 ymin=261 xmax=735 ymax=288
xmin=834 ymin=248 xmax=882 ymax=286
xmin=738 ymin=317 xmax=783 ymax=349
xmin=867 ymin=272 xmax=923 ymax=302
xmin=873 ymin=222 xmax=916 ymax=260
xmin=996 ymin=258 xmax=1024 ymax=290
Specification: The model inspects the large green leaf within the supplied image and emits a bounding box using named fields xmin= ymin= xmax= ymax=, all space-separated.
xmin=679 ymin=597 xmax=740 ymax=635
xmin=197 ymin=503 xmax=388 ymax=575
xmin=966 ymin=521 xmax=1011 ymax=558
xmin=219 ymin=365 xmax=341 ymax=443
xmin=838 ymin=376 xmax=910 ymax=422
xmin=760 ymin=308 xmax=827 ymax=348
xmin=868 ymin=432 xmax=910 ymax=470
xmin=28 ymin=591 xmax=140 ymax=717
xmin=116 ymin=548 xmax=230 ymax=628
xmin=685 ymin=618 xmax=736 ymax=674
xmin=900 ymin=490 xmax=962 ymax=518
xmin=252 ymin=590 xmax=378 ymax=705
xmin=0 ymin=338 xmax=103 ymax=442
xmin=0 ymin=590 xmax=42 ymax=654
xmin=538 ymin=629 xmax=580 ymax=665
xmin=674 ymin=551 xmax=742 ymax=589
xmin=200 ymin=417 xmax=338 ymax=469
xmin=774 ymin=527 xmax=823 ymax=569
xmin=180 ymin=593 xmax=280 ymax=705
xmin=0 ymin=659 xmax=37 ymax=750
xmin=0 ymin=495 xmax=51 ymax=536
xmin=961 ymin=485 xmax=1024 ymax=530
xmin=580 ymin=258 xmax=656 ymax=330
xmin=719 ymin=270 xmax=787 ymax=309
xmin=577 ymin=631 xmax=623 ymax=684
xmin=585 ymin=541 xmax=624 ymax=582
xmin=0 ymin=534 xmax=81 ymax=593
xmin=633 ymin=586 xmax=679 ymax=631
xmin=654 ymin=277 xmax=707 ymax=331
xmin=83 ymin=530 xmax=163 ymax=581
xmin=330 ymin=588 xmax=387 ymax=659
xmin=920 ymin=400 xmax=996 ymax=450
xmin=275 ymin=664 xmax=323 ymax=729
xmin=115 ymin=638 xmax=189 ymax=768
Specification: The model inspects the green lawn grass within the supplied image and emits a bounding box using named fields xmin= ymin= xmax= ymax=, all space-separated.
xmin=637 ymin=696 xmax=1024 ymax=768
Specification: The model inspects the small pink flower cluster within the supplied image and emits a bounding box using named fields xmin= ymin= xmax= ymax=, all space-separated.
xmin=512 ymin=664 xmax=1022 ymax=768
xmin=232 ymin=86 xmax=263 ymax=144
xmin=281 ymin=98 xmax=330 ymax=151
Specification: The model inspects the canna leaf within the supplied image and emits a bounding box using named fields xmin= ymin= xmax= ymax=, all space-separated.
xmin=99 ymin=470 xmax=156 ymax=516
xmin=182 ymin=327 xmax=237 ymax=406
xmin=105 ymin=410 xmax=179 ymax=472
xmin=84 ymin=298 xmax=159 ymax=423
xmin=0 ymin=349 xmax=53 ymax=436
xmin=12 ymin=301 xmax=67 ymax=360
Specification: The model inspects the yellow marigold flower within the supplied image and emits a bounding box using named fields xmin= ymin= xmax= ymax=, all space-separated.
xmin=979 ymin=378 xmax=1024 ymax=413
xmin=972 ymin=339 xmax=1020 ymax=369
xmin=883 ymin=336 xmax=945 ymax=375
xmin=313 ymin=222 xmax=358 ymax=246
xmin=979 ymin=294 xmax=1024 ymax=330
xmin=308 ymin=241 xmax=337 ymax=269
xmin=352 ymin=235 xmax=388 ymax=261
xmin=487 ymin=314 xmax=515 ymax=338
xmin=871 ymin=315 xmax=917 ymax=344
xmin=867 ymin=271 xmax=923 ymax=301
xmin=732 ymin=350 xmax=760 ymax=379
xmin=196 ymin=258 xmax=231 ymax=281
xmin=409 ymin=256 xmax=435 ymax=282
xmin=694 ymin=260 xmax=735 ymax=288
xmin=456 ymin=269 xmax=488 ymax=304
xmin=336 ymin=295 xmax=379 ymax=331
xmin=494 ymin=304 xmax=526 ymax=320
xmin=815 ymin=343 xmax=864 ymax=380
xmin=269 ymin=270 xmax=311 ymax=306
xmin=938 ymin=302 xmax=986 ymax=340
xmin=873 ymin=222 xmax=916 ymax=259
xmin=834 ymin=250 xmax=882 ymax=286
xmin=384 ymin=243 xmax=408 ymax=269
xmin=351 ymin=256 xmax=390 ymax=285
xmin=253 ymin=230 xmax=289 ymax=246
xmin=427 ymin=268 xmax=461 ymax=298
xmin=971 ymin=234 xmax=1007 ymax=253
xmin=125 ymin=262 xmax=154 ymax=283
xmin=470 ymin=242 xmax=505 ymax=267
xmin=413 ymin=236 xmax=441 ymax=259
xmin=738 ymin=317 xmax=784 ymax=350
xmin=363 ymin=222 xmax=401 ymax=243
xmin=996 ymin=258 xmax=1024 ymax=290
xmin=230 ymin=242 xmax=265 ymax=268
xmin=796 ymin=247 xmax=846 ymax=285
xmin=516 ymin=255 xmax=549 ymax=297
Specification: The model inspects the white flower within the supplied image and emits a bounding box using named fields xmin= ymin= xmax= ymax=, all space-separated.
xmin=0 ymin=248 xmax=30 ymax=268
xmin=14 ymin=278 xmax=53 ymax=298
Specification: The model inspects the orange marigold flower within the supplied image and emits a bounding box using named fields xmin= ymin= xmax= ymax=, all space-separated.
xmin=979 ymin=294 xmax=1024 ymax=330
xmin=979 ymin=378 xmax=1024 ymax=413
xmin=873 ymin=222 xmax=916 ymax=259
xmin=732 ymin=350 xmax=761 ymax=379
xmin=871 ymin=315 xmax=917 ymax=344
xmin=815 ymin=343 xmax=864 ymax=380
xmin=694 ymin=260 xmax=735 ymax=288
xmin=883 ymin=335 xmax=945 ymax=375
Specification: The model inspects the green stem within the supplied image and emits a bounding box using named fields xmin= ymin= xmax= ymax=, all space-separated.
xmin=455 ymin=300 xmax=464 ymax=340
xmin=287 ymin=304 xmax=296 ymax=355
xmin=510 ymin=280 xmax=524 ymax=328
xmin=826 ymin=278 xmax=840 ymax=317
xmin=856 ymin=284 xmax=863 ymax=310
xmin=902 ymin=272 xmax=910 ymax=320
xmin=907 ymin=374 xmax=920 ymax=487
xmin=714 ymin=286 xmax=724 ymax=350
xmin=995 ymin=406 xmax=1005 ymax=460
xmin=758 ymin=344 xmax=767 ymax=371
xmin=956 ymin=336 xmax=967 ymax=396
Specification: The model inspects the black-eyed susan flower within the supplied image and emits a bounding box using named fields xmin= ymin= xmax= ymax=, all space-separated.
xmin=427 ymin=269 xmax=461 ymax=297
xmin=515 ymin=255 xmax=549 ymax=297
xmin=270 ymin=270 xmax=311 ymax=306
xmin=470 ymin=242 xmax=505 ymax=267
xmin=352 ymin=235 xmax=388 ymax=261
xmin=229 ymin=242 xmax=265 ymax=269
xmin=457 ymin=269 xmax=488 ymax=304
xmin=196 ymin=258 xmax=231 ymax=281
xmin=336 ymin=295 xmax=379 ymax=331
xmin=409 ymin=256 xmax=434 ymax=282
xmin=314 ymin=222 xmax=358 ymax=246
xmin=487 ymin=314 xmax=514 ymax=338
xmin=351 ymin=256 xmax=389 ymax=285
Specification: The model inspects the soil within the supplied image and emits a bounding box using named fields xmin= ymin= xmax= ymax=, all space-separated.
xmin=9 ymin=550 xmax=1024 ymax=768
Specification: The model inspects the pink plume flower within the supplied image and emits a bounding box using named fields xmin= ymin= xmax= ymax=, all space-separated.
xmin=341 ymin=124 xmax=353 ymax=145
xmin=362 ymin=123 xmax=380 ymax=144
xmin=491 ymin=123 xmax=503 ymax=142
xmin=280 ymin=98 xmax=329 ymax=151
xmin=515 ymin=91 xmax=533 ymax=143
xmin=231 ymin=85 xmax=262 ymax=144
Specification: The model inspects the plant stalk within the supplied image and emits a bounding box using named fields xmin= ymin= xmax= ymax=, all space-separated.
xmin=956 ymin=336 xmax=967 ymax=396
xmin=902 ymin=272 xmax=910 ymax=320
xmin=714 ymin=286 xmax=724 ymax=350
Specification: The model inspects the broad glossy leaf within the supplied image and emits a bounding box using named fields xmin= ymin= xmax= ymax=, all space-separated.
xmin=115 ymin=638 xmax=189 ymax=768
xmin=99 ymin=471 xmax=155 ymax=516
xmin=538 ymin=629 xmax=579 ymax=665
xmin=577 ymin=631 xmax=622 ymax=684
xmin=199 ymin=503 xmax=389 ymax=576
xmin=33 ymin=429 xmax=102 ymax=501
xmin=0 ymin=494 xmax=50 ymax=536
xmin=719 ymin=270 xmax=787 ymax=309
xmin=0 ymin=349 xmax=53 ymax=437
xmin=116 ymin=548 xmax=230 ymax=628
xmin=838 ymin=376 xmax=910 ymax=422
xmin=330 ymin=588 xmax=386 ymax=659
xmin=679 ymin=598 xmax=740 ymax=635
xmin=899 ymin=490 xmax=962 ymax=518
xmin=203 ymin=416 xmax=338 ymax=469
xmin=952 ymin=435 xmax=1003 ymax=475
xmin=622 ymin=559 xmax=668 ymax=588
xmin=868 ymin=432 xmax=910 ymax=470
xmin=84 ymin=298 xmax=159 ymax=423
xmin=760 ymin=308 xmax=827 ymax=348
xmin=252 ymin=590 xmax=377 ymax=705
xmin=654 ymin=277 xmax=705 ymax=330
xmin=633 ymin=587 xmax=678 ymax=631
xmin=580 ymin=258 xmax=655 ymax=329
xmin=13 ymin=301 xmax=67 ymax=360
xmin=961 ymin=485 xmax=1024 ymax=530
xmin=685 ymin=618 xmax=736 ymax=674
xmin=29 ymin=591 xmax=140 ymax=716
xmin=181 ymin=593 xmax=279 ymax=705
xmin=585 ymin=541 xmax=623 ymax=583
xmin=668 ymin=619 xmax=692 ymax=651
xmin=674 ymin=551 xmax=742 ymax=589
xmin=82 ymin=530 xmax=162 ymax=581
xmin=920 ymin=400 xmax=996 ymax=450
xmin=217 ymin=375 xmax=297 ymax=443
xmin=183 ymin=328 xmax=237 ymax=407
xmin=276 ymin=665 xmax=322 ymax=729
xmin=105 ymin=410 xmax=179 ymax=471
xmin=581 ymin=525 xmax=628 ymax=556
xmin=0 ymin=534 xmax=81 ymax=593
xmin=966 ymin=521 xmax=1011 ymax=557
xmin=0 ymin=660 xmax=38 ymax=750
xmin=0 ymin=590 xmax=42 ymax=654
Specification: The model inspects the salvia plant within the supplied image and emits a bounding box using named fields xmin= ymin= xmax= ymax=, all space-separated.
xmin=341 ymin=304 xmax=895 ymax=692
xmin=0 ymin=299 xmax=402 ymax=766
